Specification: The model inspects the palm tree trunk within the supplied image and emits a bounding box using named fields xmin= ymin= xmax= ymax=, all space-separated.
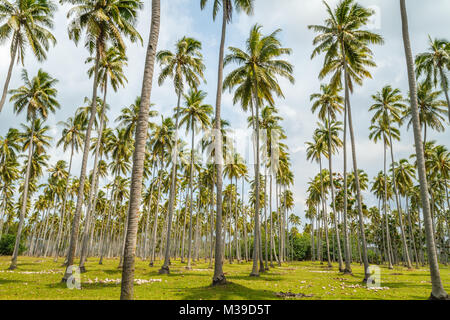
xmin=9 ymin=116 xmax=35 ymax=270
xmin=160 ymin=92 xmax=181 ymax=273
xmin=212 ymin=4 xmax=227 ymax=286
xmin=342 ymin=97 xmax=352 ymax=273
xmin=388 ymin=129 xmax=412 ymax=268
xmin=0 ymin=36 xmax=18 ymax=113
xmin=399 ymin=0 xmax=448 ymax=300
xmin=53 ymin=143 xmax=74 ymax=261
xmin=343 ymin=53 xmax=370 ymax=281
xmin=120 ymin=0 xmax=160 ymax=300
xmin=149 ymin=165 xmax=163 ymax=266
xmin=319 ymin=157 xmax=332 ymax=267
xmin=186 ymin=127 xmax=195 ymax=270
xmin=80 ymin=82 xmax=108 ymax=272
xmin=383 ymin=141 xmax=394 ymax=269
xmin=438 ymin=67 xmax=450 ymax=123
xmin=62 ymin=44 xmax=101 ymax=281
xmin=327 ymin=112 xmax=343 ymax=271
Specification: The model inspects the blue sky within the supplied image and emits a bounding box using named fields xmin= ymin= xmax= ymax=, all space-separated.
xmin=0 ymin=0 xmax=449 ymax=227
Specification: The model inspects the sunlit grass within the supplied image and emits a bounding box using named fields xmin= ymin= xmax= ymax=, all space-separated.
xmin=0 ymin=256 xmax=448 ymax=300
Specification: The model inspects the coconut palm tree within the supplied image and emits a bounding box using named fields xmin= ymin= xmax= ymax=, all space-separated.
xmin=53 ymin=115 xmax=86 ymax=260
xmin=80 ymin=45 xmax=130 ymax=272
xmin=200 ymin=0 xmax=254 ymax=285
xmin=156 ymin=36 xmax=205 ymax=274
xmin=223 ymin=24 xmax=294 ymax=276
xmin=306 ymin=133 xmax=331 ymax=267
xmin=370 ymin=85 xmax=412 ymax=268
xmin=61 ymin=0 xmax=142 ymax=283
xmin=120 ymin=56 xmax=160 ymax=286
xmin=311 ymin=84 xmax=345 ymax=272
xmin=179 ymin=89 xmax=212 ymax=269
xmin=8 ymin=69 xmax=58 ymax=269
xmin=415 ymin=36 xmax=450 ymax=122
xmin=10 ymin=118 xmax=52 ymax=268
xmin=403 ymin=81 xmax=446 ymax=146
xmin=0 ymin=0 xmax=57 ymax=112
xmin=309 ymin=0 xmax=384 ymax=282
xmin=399 ymin=0 xmax=448 ymax=300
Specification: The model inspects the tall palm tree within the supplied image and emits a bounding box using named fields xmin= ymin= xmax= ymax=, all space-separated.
xmin=80 ymin=45 xmax=129 ymax=272
xmin=0 ymin=0 xmax=57 ymax=112
xmin=399 ymin=0 xmax=448 ymax=300
xmin=309 ymin=0 xmax=384 ymax=282
xmin=403 ymin=81 xmax=446 ymax=146
xmin=156 ymin=36 xmax=205 ymax=274
xmin=11 ymin=119 xmax=53 ymax=268
xmin=121 ymin=0 xmax=160 ymax=300
xmin=415 ymin=36 xmax=450 ymax=122
xmin=61 ymin=0 xmax=142 ymax=283
xmin=306 ymin=134 xmax=331 ymax=267
xmin=53 ymin=115 xmax=86 ymax=260
xmin=311 ymin=84 xmax=345 ymax=272
xmin=223 ymin=24 xmax=294 ymax=276
xmin=8 ymin=69 xmax=58 ymax=269
xmin=370 ymin=85 xmax=412 ymax=268
xmin=200 ymin=0 xmax=254 ymax=285
xmin=179 ymin=89 xmax=212 ymax=269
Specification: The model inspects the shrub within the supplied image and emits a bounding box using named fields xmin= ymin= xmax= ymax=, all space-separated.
xmin=0 ymin=234 xmax=26 ymax=256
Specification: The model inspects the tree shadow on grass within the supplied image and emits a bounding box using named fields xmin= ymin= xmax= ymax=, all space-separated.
xmin=0 ymin=279 xmax=25 ymax=285
xmin=179 ymin=281 xmax=277 ymax=300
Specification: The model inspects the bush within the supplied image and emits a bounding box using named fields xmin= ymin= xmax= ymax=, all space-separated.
xmin=290 ymin=233 xmax=312 ymax=261
xmin=0 ymin=234 xmax=26 ymax=256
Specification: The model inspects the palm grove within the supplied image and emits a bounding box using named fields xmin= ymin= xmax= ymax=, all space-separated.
xmin=0 ymin=0 xmax=448 ymax=300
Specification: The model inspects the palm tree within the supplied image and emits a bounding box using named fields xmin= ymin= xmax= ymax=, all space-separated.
xmin=311 ymin=84 xmax=345 ymax=272
xmin=399 ymin=0 xmax=448 ymax=300
xmin=80 ymin=45 xmax=130 ymax=272
xmin=121 ymin=0 xmax=160 ymax=300
xmin=306 ymin=133 xmax=331 ymax=267
xmin=0 ymin=0 xmax=57 ymax=112
xmin=156 ymin=36 xmax=205 ymax=274
xmin=370 ymin=85 xmax=412 ymax=268
xmin=61 ymin=0 xmax=142 ymax=283
xmin=10 ymin=119 xmax=53 ymax=269
xmin=179 ymin=89 xmax=212 ymax=269
xmin=403 ymin=81 xmax=446 ymax=146
xmin=223 ymin=24 xmax=294 ymax=276
xmin=53 ymin=115 xmax=86 ymax=260
xmin=309 ymin=0 xmax=384 ymax=282
xmin=7 ymin=69 xmax=58 ymax=269
xmin=415 ymin=36 xmax=450 ymax=122
xmin=200 ymin=0 xmax=254 ymax=285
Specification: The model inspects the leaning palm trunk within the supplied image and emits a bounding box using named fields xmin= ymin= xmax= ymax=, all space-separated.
xmin=383 ymin=141 xmax=394 ymax=269
xmin=438 ymin=66 xmax=450 ymax=123
xmin=9 ymin=117 xmax=35 ymax=270
xmin=80 ymin=84 xmax=108 ymax=272
xmin=159 ymin=93 xmax=181 ymax=274
xmin=62 ymin=45 xmax=101 ymax=282
xmin=53 ymin=143 xmax=74 ymax=261
xmin=120 ymin=0 xmax=160 ymax=300
xmin=0 ymin=36 xmax=18 ymax=113
xmin=399 ymin=0 xmax=448 ymax=300
xmin=212 ymin=5 xmax=227 ymax=286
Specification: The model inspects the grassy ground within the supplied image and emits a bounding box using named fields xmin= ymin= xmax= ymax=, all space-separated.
xmin=0 ymin=256 xmax=449 ymax=300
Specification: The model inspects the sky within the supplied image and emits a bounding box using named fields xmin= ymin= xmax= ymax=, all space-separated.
xmin=0 ymin=0 xmax=449 ymax=227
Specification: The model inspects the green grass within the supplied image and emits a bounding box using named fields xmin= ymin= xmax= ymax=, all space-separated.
xmin=0 ymin=256 xmax=448 ymax=300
